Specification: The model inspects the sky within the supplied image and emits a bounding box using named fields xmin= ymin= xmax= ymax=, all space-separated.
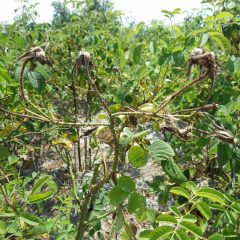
xmin=0 ymin=0 xmax=203 ymax=24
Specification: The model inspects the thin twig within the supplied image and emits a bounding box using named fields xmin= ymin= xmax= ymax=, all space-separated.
xmin=155 ymin=71 xmax=209 ymax=113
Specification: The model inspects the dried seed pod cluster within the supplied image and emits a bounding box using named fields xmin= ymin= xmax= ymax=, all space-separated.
xmin=15 ymin=42 xmax=53 ymax=100
xmin=72 ymin=49 xmax=94 ymax=75
xmin=187 ymin=47 xmax=219 ymax=80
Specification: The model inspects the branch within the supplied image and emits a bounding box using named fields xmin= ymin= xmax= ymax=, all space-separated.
xmin=156 ymin=71 xmax=209 ymax=113
xmin=0 ymin=106 xmax=109 ymax=127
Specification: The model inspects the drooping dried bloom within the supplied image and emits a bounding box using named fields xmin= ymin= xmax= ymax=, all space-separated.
xmin=187 ymin=47 xmax=219 ymax=80
xmin=72 ymin=49 xmax=94 ymax=75
xmin=15 ymin=42 xmax=53 ymax=100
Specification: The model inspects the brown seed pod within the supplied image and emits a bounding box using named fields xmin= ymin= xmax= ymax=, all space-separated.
xmin=72 ymin=49 xmax=94 ymax=75
xmin=15 ymin=42 xmax=52 ymax=100
xmin=186 ymin=47 xmax=219 ymax=81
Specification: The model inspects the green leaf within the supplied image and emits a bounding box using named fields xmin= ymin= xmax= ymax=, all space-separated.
xmin=196 ymin=201 xmax=212 ymax=220
xmin=150 ymin=226 xmax=174 ymax=240
xmin=28 ymin=71 xmax=39 ymax=89
xmin=139 ymin=230 xmax=151 ymax=240
xmin=128 ymin=192 xmax=146 ymax=214
xmin=128 ymin=22 xmax=145 ymax=40
xmin=208 ymin=233 xmax=224 ymax=240
xmin=0 ymin=220 xmax=7 ymax=235
xmin=170 ymin=187 xmax=190 ymax=199
xmin=8 ymin=155 xmax=19 ymax=165
xmin=179 ymin=221 xmax=203 ymax=238
xmin=216 ymin=11 xmax=233 ymax=20
xmin=175 ymin=229 xmax=191 ymax=240
xmin=172 ymin=8 xmax=181 ymax=15
xmin=128 ymin=146 xmax=148 ymax=168
xmin=157 ymin=214 xmax=177 ymax=224
xmin=162 ymin=159 xmax=187 ymax=182
xmin=217 ymin=142 xmax=231 ymax=166
xmin=133 ymin=44 xmax=144 ymax=64
xmin=31 ymin=175 xmax=52 ymax=193
xmin=230 ymin=202 xmax=240 ymax=214
xmin=138 ymin=103 xmax=156 ymax=112
xmin=24 ymin=225 xmax=48 ymax=238
xmin=196 ymin=187 xmax=225 ymax=205
xmin=181 ymin=181 xmax=197 ymax=195
xmin=0 ymin=145 xmax=11 ymax=160
xmin=132 ymin=130 xmax=149 ymax=140
xmin=117 ymin=176 xmax=136 ymax=194
xmin=0 ymin=67 xmax=11 ymax=82
xmin=210 ymin=204 xmax=225 ymax=211
xmin=0 ymin=213 xmax=15 ymax=218
xmin=115 ymin=209 xmax=123 ymax=233
xmin=109 ymin=187 xmax=128 ymax=206
xmin=208 ymin=31 xmax=231 ymax=51
xmin=182 ymin=214 xmax=197 ymax=223
xmin=170 ymin=206 xmax=181 ymax=217
xmin=149 ymin=140 xmax=175 ymax=162
xmin=28 ymin=191 xmax=54 ymax=204
xmin=19 ymin=213 xmax=42 ymax=226
xmin=200 ymin=33 xmax=209 ymax=46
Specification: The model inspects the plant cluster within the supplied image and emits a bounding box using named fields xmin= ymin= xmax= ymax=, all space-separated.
xmin=0 ymin=0 xmax=239 ymax=239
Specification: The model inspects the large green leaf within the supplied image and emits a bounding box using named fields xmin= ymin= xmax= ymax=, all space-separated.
xmin=28 ymin=191 xmax=54 ymax=204
xmin=175 ymin=229 xmax=191 ymax=240
xmin=128 ymin=22 xmax=145 ymax=40
xmin=216 ymin=11 xmax=233 ymax=20
xmin=117 ymin=176 xmax=136 ymax=194
xmin=19 ymin=213 xmax=42 ymax=226
xmin=208 ymin=31 xmax=231 ymax=51
xmin=139 ymin=230 xmax=152 ymax=240
xmin=170 ymin=206 xmax=181 ymax=217
xmin=128 ymin=146 xmax=148 ymax=168
xmin=170 ymin=187 xmax=190 ymax=199
xmin=182 ymin=214 xmax=197 ymax=223
xmin=133 ymin=44 xmax=144 ymax=64
xmin=208 ymin=234 xmax=224 ymax=240
xmin=128 ymin=192 xmax=146 ymax=214
xmin=196 ymin=201 xmax=212 ymax=220
xmin=150 ymin=226 xmax=174 ymax=240
xmin=162 ymin=159 xmax=187 ymax=181
xmin=31 ymin=175 xmax=52 ymax=193
xmin=196 ymin=187 xmax=225 ymax=205
xmin=115 ymin=209 xmax=123 ymax=233
xmin=109 ymin=187 xmax=128 ymax=206
xmin=179 ymin=221 xmax=203 ymax=238
xmin=181 ymin=181 xmax=197 ymax=195
xmin=149 ymin=140 xmax=175 ymax=162
xmin=157 ymin=214 xmax=177 ymax=224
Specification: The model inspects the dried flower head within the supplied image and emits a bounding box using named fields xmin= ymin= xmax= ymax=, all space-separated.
xmin=72 ymin=49 xmax=94 ymax=75
xmin=187 ymin=47 xmax=219 ymax=80
xmin=15 ymin=42 xmax=52 ymax=100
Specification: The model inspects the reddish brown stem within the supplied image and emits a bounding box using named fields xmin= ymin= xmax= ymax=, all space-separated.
xmin=19 ymin=58 xmax=31 ymax=101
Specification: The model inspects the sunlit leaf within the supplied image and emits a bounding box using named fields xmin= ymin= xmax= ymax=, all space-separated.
xmin=128 ymin=146 xmax=148 ymax=168
xmin=196 ymin=187 xmax=225 ymax=205
xmin=170 ymin=187 xmax=190 ymax=199
xmin=150 ymin=226 xmax=174 ymax=239
xmin=149 ymin=140 xmax=175 ymax=162
xmin=179 ymin=221 xmax=203 ymax=238
xmin=196 ymin=201 xmax=212 ymax=220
